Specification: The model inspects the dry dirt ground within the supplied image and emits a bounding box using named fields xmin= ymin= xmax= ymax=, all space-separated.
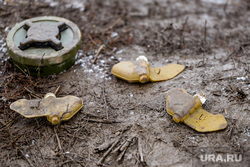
xmin=0 ymin=0 xmax=250 ymax=166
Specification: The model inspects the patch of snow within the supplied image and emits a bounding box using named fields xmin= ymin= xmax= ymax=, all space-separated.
xmin=188 ymin=136 xmax=195 ymax=140
xmin=236 ymin=77 xmax=247 ymax=81
xmin=130 ymin=93 xmax=134 ymax=98
xmin=116 ymin=50 xmax=123 ymax=54
xmin=75 ymin=50 xmax=114 ymax=80
xmin=49 ymin=2 xmax=59 ymax=7
xmin=111 ymin=32 xmax=118 ymax=38
xmin=243 ymin=128 xmax=250 ymax=137
xmin=100 ymin=60 xmax=105 ymax=64
xmin=194 ymin=93 xmax=206 ymax=104
xmin=4 ymin=27 xmax=9 ymax=32
xmin=201 ymin=0 xmax=230 ymax=5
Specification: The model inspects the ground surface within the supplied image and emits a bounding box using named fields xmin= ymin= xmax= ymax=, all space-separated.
xmin=0 ymin=0 xmax=249 ymax=166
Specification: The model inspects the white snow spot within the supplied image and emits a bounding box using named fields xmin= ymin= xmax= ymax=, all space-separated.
xmin=130 ymin=93 xmax=134 ymax=98
xmin=243 ymin=128 xmax=250 ymax=137
xmin=116 ymin=50 xmax=123 ymax=54
xmin=188 ymin=136 xmax=195 ymax=140
xmin=4 ymin=27 xmax=9 ymax=32
xmin=236 ymin=77 xmax=246 ymax=81
xmin=76 ymin=58 xmax=84 ymax=64
xmin=111 ymin=32 xmax=118 ymax=38
xmin=49 ymin=2 xmax=58 ymax=7
xmin=201 ymin=0 xmax=231 ymax=4
xmin=194 ymin=93 xmax=206 ymax=104
xmin=0 ymin=38 xmax=7 ymax=56
xmin=66 ymin=2 xmax=85 ymax=11
xmin=25 ymin=154 xmax=30 ymax=158
xmin=2 ymin=48 xmax=7 ymax=53
xmin=100 ymin=60 xmax=105 ymax=64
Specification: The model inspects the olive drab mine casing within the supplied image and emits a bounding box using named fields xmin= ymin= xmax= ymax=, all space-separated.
xmin=6 ymin=16 xmax=82 ymax=77
xmin=111 ymin=56 xmax=185 ymax=83
xmin=10 ymin=93 xmax=83 ymax=125
xmin=166 ymin=88 xmax=227 ymax=132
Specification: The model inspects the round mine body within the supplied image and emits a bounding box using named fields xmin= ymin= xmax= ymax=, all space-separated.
xmin=6 ymin=16 xmax=82 ymax=76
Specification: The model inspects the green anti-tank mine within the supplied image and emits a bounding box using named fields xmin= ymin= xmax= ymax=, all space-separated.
xmin=6 ymin=16 xmax=82 ymax=76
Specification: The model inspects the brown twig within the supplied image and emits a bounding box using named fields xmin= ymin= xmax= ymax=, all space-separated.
xmin=116 ymin=136 xmax=134 ymax=162
xmin=108 ymin=18 xmax=122 ymax=30
xmin=92 ymin=44 xmax=104 ymax=64
xmin=227 ymin=127 xmax=233 ymax=140
xmin=97 ymin=137 xmax=121 ymax=165
xmin=37 ymin=53 xmax=46 ymax=78
xmin=179 ymin=17 xmax=188 ymax=48
xmin=112 ymin=140 xmax=126 ymax=154
xmin=19 ymin=150 xmax=35 ymax=167
xmin=95 ymin=138 xmax=117 ymax=153
xmin=87 ymin=34 xmax=97 ymax=46
xmin=203 ymin=20 xmax=207 ymax=47
xmin=102 ymin=86 xmax=109 ymax=120
xmin=24 ymin=87 xmax=42 ymax=99
xmin=54 ymin=127 xmax=62 ymax=151
xmin=54 ymin=85 xmax=61 ymax=95
xmin=14 ymin=63 xmax=29 ymax=76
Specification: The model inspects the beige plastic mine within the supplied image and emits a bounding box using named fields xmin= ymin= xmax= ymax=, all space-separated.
xmin=112 ymin=56 xmax=185 ymax=83
xmin=10 ymin=93 xmax=83 ymax=125
xmin=166 ymin=88 xmax=227 ymax=132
